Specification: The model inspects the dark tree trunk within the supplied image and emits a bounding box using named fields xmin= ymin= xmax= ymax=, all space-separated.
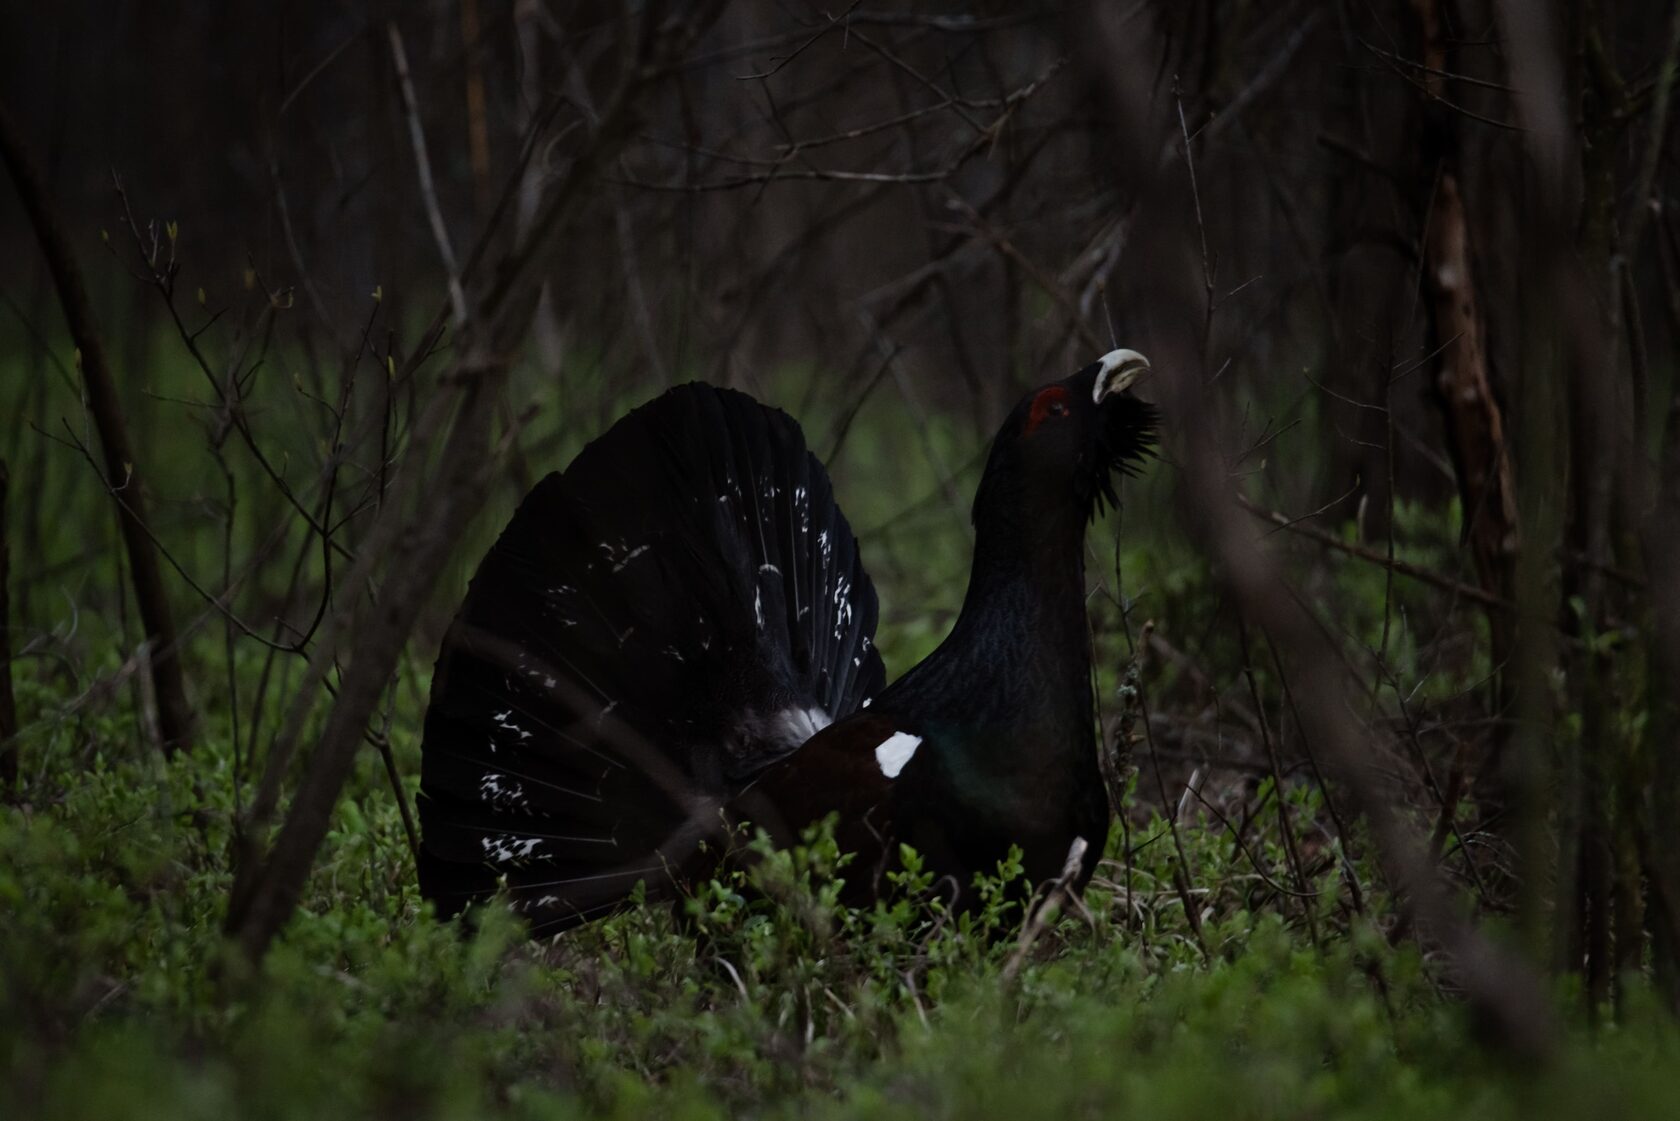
xmin=0 ymin=96 xmax=196 ymax=754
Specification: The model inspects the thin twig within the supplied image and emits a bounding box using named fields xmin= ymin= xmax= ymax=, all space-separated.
xmin=1237 ymin=617 xmax=1322 ymax=947
xmin=1238 ymin=496 xmax=1511 ymax=611
xmin=0 ymin=460 xmax=16 ymax=799
xmin=1002 ymin=836 xmax=1090 ymax=982
xmin=387 ymin=22 xmax=468 ymax=327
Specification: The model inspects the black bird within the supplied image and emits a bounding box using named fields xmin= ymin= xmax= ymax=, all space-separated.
xmin=417 ymin=351 xmax=1156 ymax=934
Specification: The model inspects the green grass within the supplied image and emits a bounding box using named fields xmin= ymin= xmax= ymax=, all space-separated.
xmin=7 ymin=712 xmax=1680 ymax=1120
xmin=4 ymin=315 xmax=1680 ymax=1118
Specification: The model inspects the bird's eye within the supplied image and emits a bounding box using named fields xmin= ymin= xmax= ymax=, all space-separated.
xmin=1025 ymin=386 xmax=1074 ymax=434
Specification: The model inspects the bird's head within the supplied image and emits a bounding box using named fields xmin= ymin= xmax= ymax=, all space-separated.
xmin=975 ymin=349 xmax=1159 ymax=528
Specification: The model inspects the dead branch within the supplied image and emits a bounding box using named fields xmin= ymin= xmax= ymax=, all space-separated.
xmin=945 ymin=191 xmax=1106 ymax=354
xmin=1237 ymin=618 xmax=1321 ymax=946
xmin=1419 ymin=169 xmax=1519 ymax=621
xmin=1084 ymin=0 xmax=1556 ymax=1065
xmin=0 ymin=95 xmax=195 ymax=753
xmin=388 ymin=22 xmax=468 ymax=327
xmin=1002 ymin=836 xmax=1091 ymax=982
xmin=1411 ymin=0 xmax=1519 ymax=690
xmin=222 ymin=1 xmax=728 ymax=969
xmin=1238 ymin=496 xmax=1510 ymax=611
xmin=0 ymin=459 xmax=15 ymax=799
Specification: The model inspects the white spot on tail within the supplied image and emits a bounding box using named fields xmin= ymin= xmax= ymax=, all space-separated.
xmin=612 ymin=544 xmax=650 ymax=573
xmin=772 ymin=705 xmax=830 ymax=749
xmin=482 ymin=834 xmax=545 ymax=863
xmin=874 ymin=731 xmax=921 ymax=779
xmin=831 ymin=575 xmax=853 ymax=639
xmin=479 ymin=771 xmax=530 ymax=809
xmin=492 ymin=709 xmax=533 ymax=741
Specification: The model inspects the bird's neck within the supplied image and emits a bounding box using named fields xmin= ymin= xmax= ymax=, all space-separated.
xmin=964 ymin=490 xmax=1087 ymax=605
xmin=888 ymin=491 xmax=1094 ymax=731
xmin=954 ymin=498 xmax=1091 ymax=666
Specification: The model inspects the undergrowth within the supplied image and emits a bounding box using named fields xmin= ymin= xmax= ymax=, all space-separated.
xmin=3 ymin=349 xmax=1679 ymax=1118
xmin=5 ymin=682 xmax=1680 ymax=1120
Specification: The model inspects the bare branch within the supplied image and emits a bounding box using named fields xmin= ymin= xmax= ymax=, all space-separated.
xmin=0 ymin=94 xmax=196 ymax=753
xmin=0 ymin=459 xmax=16 ymax=800
xmin=388 ymin=22 xmax=469 ymax=327
xmin=223 ymin=0 xmax=730 ymax=968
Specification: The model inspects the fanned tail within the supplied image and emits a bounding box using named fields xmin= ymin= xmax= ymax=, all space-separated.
xmin=417 ymin=383 xmax=884 ymax=934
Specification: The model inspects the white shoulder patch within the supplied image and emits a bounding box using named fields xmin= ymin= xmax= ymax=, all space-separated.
xmin=874 ymin=731 xmax=922 ymax=779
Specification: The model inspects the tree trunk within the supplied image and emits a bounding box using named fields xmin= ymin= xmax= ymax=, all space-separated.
xmin=0 ymin=96 xmax=195 ymax=754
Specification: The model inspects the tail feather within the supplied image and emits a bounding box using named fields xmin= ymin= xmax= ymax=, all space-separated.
xmin=418 ymin=383 xmax=884 ymax=934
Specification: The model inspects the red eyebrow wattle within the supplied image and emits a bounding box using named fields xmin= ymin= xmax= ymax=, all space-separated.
xmin=1024 ymin=386 xmax=1071 ymax=434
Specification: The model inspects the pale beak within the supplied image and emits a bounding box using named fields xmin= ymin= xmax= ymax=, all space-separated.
xmin=1092 ymin=348 xmax=1151 ymax=403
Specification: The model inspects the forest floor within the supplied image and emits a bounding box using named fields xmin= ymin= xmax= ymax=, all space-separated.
xmin=5 ymin=367 xmax=1680 ymax=1120
xmin=7 ymin=677 xmax=1680 ymax=1121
